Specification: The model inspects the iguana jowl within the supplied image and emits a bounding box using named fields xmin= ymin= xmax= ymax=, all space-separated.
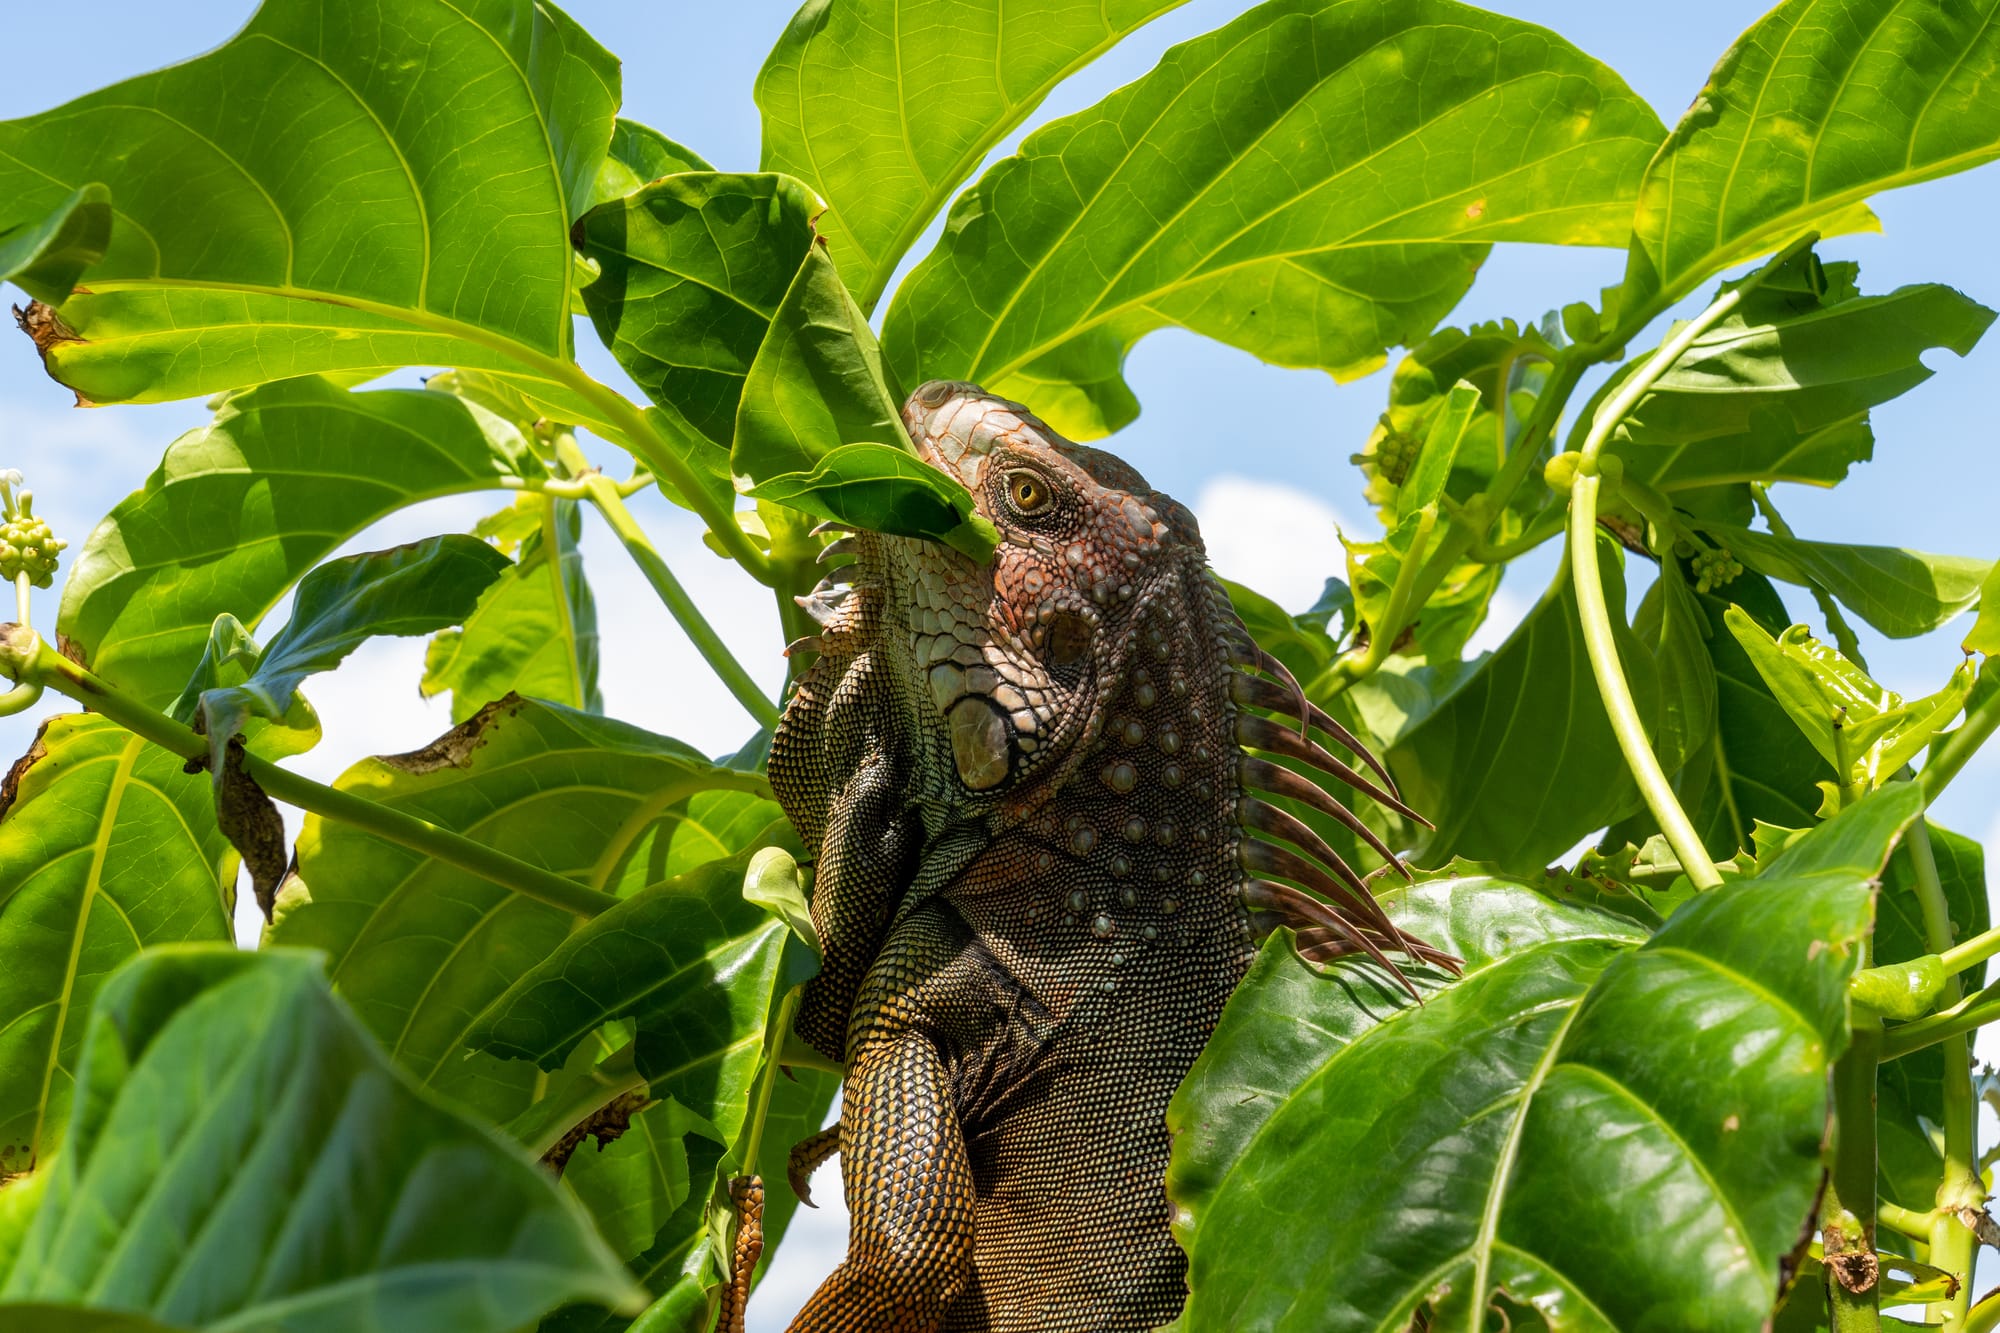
xmin=767 ymin=382 xmax=1450 ymax=1330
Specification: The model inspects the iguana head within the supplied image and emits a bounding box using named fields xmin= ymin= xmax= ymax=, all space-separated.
xmin=775 ymin=381 xmax=1452 ymax=980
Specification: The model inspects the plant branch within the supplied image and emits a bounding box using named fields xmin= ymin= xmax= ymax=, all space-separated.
xmin=578 ymin=471 xmax=780 ymax=731
xmin=1823 ymin=1013 xmax=1882 ymax=1331
xmin=1881 ymin=977 xmax=2000 ymax=1060
xmin=0 ymin=625 xmax=628 ymax=918
xmin=1923 ymin=667 xmax=2000 ymax=802
xmin=1902 ymin=815 xmax=1981 ymax=1326
xmin=1751 ymin=482 xmax=1866 ymax=666
xmin=1563 ymin=234 xmax=1818 ymax=892
xmin=737 ymin=986 xmax=803 ymax=1175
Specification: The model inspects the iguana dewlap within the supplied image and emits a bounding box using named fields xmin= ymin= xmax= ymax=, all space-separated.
xmin=765 ymin=382 xmax=1447 ymax=1331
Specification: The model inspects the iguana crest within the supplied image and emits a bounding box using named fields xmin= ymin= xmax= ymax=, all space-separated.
xmin=767 ymin=382 xmax=1451 ymax=1331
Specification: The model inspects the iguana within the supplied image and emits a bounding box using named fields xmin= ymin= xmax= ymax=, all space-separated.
xmin=758 ymin=381 xmax=1451 ymax=1331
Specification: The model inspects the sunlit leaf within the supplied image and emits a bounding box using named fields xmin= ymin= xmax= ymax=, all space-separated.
xmin=58 ymin=377 xmax=543 ymax=709
xmin=0 ymin=948 xmax=642 ymax=1330
xmin=1170 ymin=785 xmax=1921 ymax=1331
xmin=0 ymin=0 xmax=622 ymax=426
xmin=266 ymin=698 xmax=773 ymax=1125
xmin=592 ymin=119 xmax=715 ymax=209
xmin=757 ymin=0 xmax=1185 ymax=311
xmin=884 ymin=0 xmax=1664 ymax=437
xmin=1725 ymin=609 xmax=1975 ymax=803
xmin=1606 ymin=258 xmax=1993 ymax=495
xmin=425 ymin=497 xmax=603 ymax=723
xmin=735 ymin=242 xmax=993 ymax=555
xmin=0 ymin=184 xmax=109 ymax=305
xmin=0 ymin=717 xmax=232 ymax=1177
xmin=574 ymin=171 xmax=818 ymax=499
xmin=1702 ymin=522 xmax=1993 ymax=640
xmin=1623 ymin=0 xmax=2000 ymax=314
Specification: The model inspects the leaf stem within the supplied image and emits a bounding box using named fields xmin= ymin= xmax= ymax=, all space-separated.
xmin=737 ymin=985 xmax=803 ymax=1176
xmin=1903 ymin=816 xmax=1980 ymax=1326
xmin=1750 ymin=482 xmax=1866 ymax=667
xmin=579 ymin=472 xmax=780 ymax=731
xmin=1881 ymin=977 xmax=2000 ymax=1060
xmin=1878 ymin=1200 xmax=1939 ymax=1242
xmin=1823 ymin=1013 xmax=1882 ymax=1331
xmin=1563 ymin=235 xmax=1818 ymax=891
xmin=0 ymin=626 xmax=626 ymax=918
xmin=1922 ymin=663 xmax=2000 ymax=802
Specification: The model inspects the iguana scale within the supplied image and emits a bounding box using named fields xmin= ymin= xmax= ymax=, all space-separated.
xmin=759 ymin=382 xmax=1449 ymax=1331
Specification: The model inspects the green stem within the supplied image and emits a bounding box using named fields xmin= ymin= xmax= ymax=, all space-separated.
xmin=1878 ymin=1200 xmax=1938 ymax=1243
xmin=1906 ymin=817 xmax=1980 ymax=1327
xmin=1327 ymin=505 xmax=1440 ymax=689
xmin=1823 ymin=1014 xmax=1882 ymax=1332
xmin=579 ymin=473 xmax=780 ymax=731
xmin=1751 ymin=482 xmax=1866 ymax=667
xmin=737 ymin=986 xmax=803 ymax=1175
xmin=1563 ymin=234 xmax=1818 ymax=892
xmin=1881 ymin=977 xmax=2000 ymax=1061
xmin=3 ymin=627 xmax=627 ymax=918
xmin=1941 ymin=921 xmax=2000 ymax=978
xmin=0 ymin=573 xmax=42 ymax=717
xmin=1568 ymin=474 xmax=1721 ymax=889
xmin=1923 ymin=665 xmax=2000 ymax=802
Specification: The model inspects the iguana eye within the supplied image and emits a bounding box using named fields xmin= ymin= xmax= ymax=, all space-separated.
xmin=1003 ymin=469 xmax=1053 ymax=516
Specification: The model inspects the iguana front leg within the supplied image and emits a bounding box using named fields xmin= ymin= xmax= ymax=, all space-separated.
xmin=789 ymin=905 xmax=979 ymax=1331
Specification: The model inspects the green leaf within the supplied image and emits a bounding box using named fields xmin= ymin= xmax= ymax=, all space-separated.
xmin=195 ymin=536 xmax=509 ymax=781
xmin=1623 ymin=0 xmax=2000 ymax=314
xmin=1607 ymin=260 xmax=1994 ymax=494
xmin=1725 ymin=609 xmax=1975 ymax=801
xmin=1390 ymin=536 xmax=1661 ymax=871
xmin=755 ymin=0 xmax=1186 ymax=312
xmin=0 ymin=185 xmax=110 ymax=305
xmin=266 ymin=698 xmax=773 ymax=1125
xmin=58 ymin=376 xmax=542 ymax=709
xmin=468 ymin=850 xmax=791 ymax=1146
xmin=0 ymin=947 xmax=642 ymax=1329
xmin=1965 ymin=562 xmax=2000 ymax=655
xmin=1702 ymin=522 xmax=1993 ymax=640
xmin=591 ymin=119 xmax=715 ymax=209
xmin=0 ymin=716 xmax=232 ymax=1177
xmin=0 ymin=1305 xmax=189 ymax=1333
xmin=1170 ymin=786 xmax=1918 ymax=1331
xmin=883 ymin=0 xmax=1664 ymax=438
xmin=733 ymin=241 xmax=992 ymax=553
xmin=1 ymin=0 xmax=621 ymax=424
xmin=424 ymin=497 xmax=603 ymax=723
xmin=574 ymin=172 xmax=820 ymax=480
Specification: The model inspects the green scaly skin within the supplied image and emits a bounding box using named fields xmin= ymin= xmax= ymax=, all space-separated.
xmin=762 ymin=383 xmax=1447 ymax=1331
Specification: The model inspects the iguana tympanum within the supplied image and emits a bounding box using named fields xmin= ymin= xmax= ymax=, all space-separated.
xmin=759 ymin=381 xmax=1450 ymax=1331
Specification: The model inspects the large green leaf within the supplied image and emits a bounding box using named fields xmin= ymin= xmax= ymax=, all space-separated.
xmin=1623 ymin=0 xmax=2000 ymax=315
xmin=267 ymin=698 xmax=772 ymax=1125
xmin=469 ymin=851 xmax=797 ymax=1153
xmin=1169 ymin=784 xmax=1922 ymax=1332
xmin=1 ymin=0 xmax=622 ymax=425
xmin=424 ymin=497 xmax=603 ymax=723
xmin=194 ymin=535 xmax=510 ymax=778
xmin=0 ymin=185 xmax=109 ymax=305
xmin=734 ymin=243 xmax=992 ymax=554
xmin=574 ymin=172 xmax=820 ymax=478
xmin=882 ymin=0 xmax=1664 ymax=438
xmin=1702 ymin=523 xmax=1992 ymax=641
xmin=0 ymin=717 xmax=232 ymax=1177
xmin=755 ymin=0 xmax=1186 ymax=311
xmin=0 ymin=947 xmax=642 ymax=1330
xmin=58 ymin=377 xmax=543 ymax=709
xmin=1390 ymin=535 xmax=1662 ymax=872
xmin=1606 ymin=259 xmax=1994 ymax=494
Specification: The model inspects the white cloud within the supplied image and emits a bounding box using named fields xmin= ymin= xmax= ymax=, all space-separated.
xmin=1192 ymin=475 xmax=1369 ymax=613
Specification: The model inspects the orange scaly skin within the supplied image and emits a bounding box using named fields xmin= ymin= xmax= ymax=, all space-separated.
xmin=763 ymin=383 xmax=1443 ymax=1331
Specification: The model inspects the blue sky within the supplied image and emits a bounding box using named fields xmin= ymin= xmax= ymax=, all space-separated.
xmin=4 ymin=2 xmax=1998 ymax=1323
